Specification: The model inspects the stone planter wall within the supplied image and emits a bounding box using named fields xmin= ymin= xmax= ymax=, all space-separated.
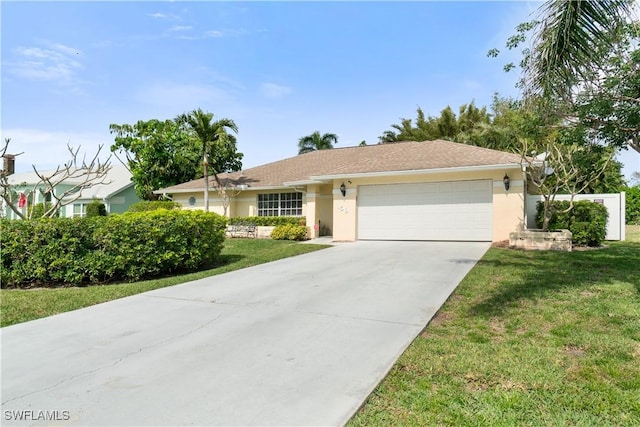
xmin=256 ymin=226 xmax=276 ymax=239
xmin=227 ymin=226 xmax=311 ymax=239
xmin=509 ymin=229 xmax=572 ymax=252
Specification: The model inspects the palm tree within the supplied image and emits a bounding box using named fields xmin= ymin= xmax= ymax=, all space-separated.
xmin=176 ymin=109 xmax=238 ymax=212
xmin=297 ymin=131 xmax=338 ymax=154
xmin=527 ymin=0 xmax=632 ymax=98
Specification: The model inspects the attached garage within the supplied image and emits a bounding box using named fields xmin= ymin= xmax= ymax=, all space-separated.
xmin=357 ymin=180 xmax=493 ymax=241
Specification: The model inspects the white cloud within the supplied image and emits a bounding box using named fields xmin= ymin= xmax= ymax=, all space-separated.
xmin=149 ymin=12 xmax=179 ymax=20
xmin=204 ymin=30 xmax=224 ymax=38
xmin=260 ymin=83 xmax=292 ymax=99
xmin=169 ymin=25 xmax=193 ymax=32
xmin=173 ymin=29 xmax=226 ymax=40
xmin=7 ymin=41 xmax=83 ymax=84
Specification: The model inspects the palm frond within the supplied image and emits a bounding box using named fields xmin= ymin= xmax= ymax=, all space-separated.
xmin=529 ymin=0 xmax=632 ymax=97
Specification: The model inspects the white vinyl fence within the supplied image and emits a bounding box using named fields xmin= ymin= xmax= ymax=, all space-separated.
xmin=525 ymin=192 xmax=626 ymax=241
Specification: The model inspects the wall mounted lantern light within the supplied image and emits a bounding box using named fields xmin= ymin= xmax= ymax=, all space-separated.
xmin=340 ymin=182 xmax=346 ymax=197
xmin=503 ymin=174 xmax=511 ymax=191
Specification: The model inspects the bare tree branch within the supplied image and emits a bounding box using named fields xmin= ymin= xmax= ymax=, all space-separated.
xmin=521 ymin=138 xmax=615 ymax=231
xmin=1 ymin=139 xmax=112 ymax=219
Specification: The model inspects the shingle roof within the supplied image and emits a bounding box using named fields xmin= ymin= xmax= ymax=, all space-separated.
xmin=158 ymin=140 xmax=523 ymax=192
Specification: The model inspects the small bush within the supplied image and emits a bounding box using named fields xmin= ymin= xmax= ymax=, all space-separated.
xmin=271 ymin=224 xmax=308 ymax=241
xmin=1 ymin=210 xmax=227 ymax=288
xmin=86 ymin=199 xmax=107 ymax=217
xmin=230 ymin=216 xmax=305 ymax=226
xmin=535 ymin=200 xmax=608 ymax=246
xmin=128 ymin=200 xmax=181 ymax=212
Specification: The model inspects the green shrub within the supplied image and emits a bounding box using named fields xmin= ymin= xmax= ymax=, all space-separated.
xmin=229 ymin=216 xmax=305 ymax=226
xmin=625 ymin=186 xmax=640 ymax=225
xmin=271 ymin=224 xmax=308 ymax=241
xmin=86 ymin=199 xmax=107 ymax=217
xmin=28 ymin=203 xmax=58 ymax=218
xmin=535 ymin=200 xmax=608 ymax=246
xmin=1 ymin=217 xmax=99 ymax=287
xmin=128 ymin=200 xmax=181 ymax=212
xmin=0 ymin=210 xmax=227 ymax=288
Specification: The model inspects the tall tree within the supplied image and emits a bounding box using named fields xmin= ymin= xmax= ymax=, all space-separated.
xmin=490 ymin=1 xmax=639 ymax=154
xmin=379 ymin=107 xmax=436 ymax=143
xmin=176 ymin=109 xmax=240 ymax=212
xmin=379 ymin=102 xmax=491 ymax=144
xmin=110 ymin=119 xmax=200 ymax=200
xmin=437 ymin=106 xmax=459 ymax=139
xmin=297 ymin=131 xmax=338 ymax=154
xmin=525 ymin=0 xmax=633 ymax=99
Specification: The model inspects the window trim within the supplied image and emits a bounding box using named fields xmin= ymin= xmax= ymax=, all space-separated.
xmin=73 ymin=203 xmax=87 ymax=218
xmin=257 ymin=192 xmax=303 ymax=217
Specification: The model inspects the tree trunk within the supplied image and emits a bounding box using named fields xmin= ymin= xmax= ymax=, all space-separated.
xmin=541 ymin=197 xmax=551 ymax=231
xmin=203 ymin=162 xmax=209 ymax=212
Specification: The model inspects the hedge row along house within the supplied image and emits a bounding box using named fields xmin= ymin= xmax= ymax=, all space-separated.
xmin=156 ymin=140 xmax=530 ymax=242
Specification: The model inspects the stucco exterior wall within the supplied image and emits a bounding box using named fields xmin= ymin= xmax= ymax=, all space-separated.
xmin=316 ymin=185 xmax=334 ymax=236
xmin=172 ymin=192 xmax=226 ymax=216
xmin=168 ymin=168 xmax=525 ymax=242
xmin=492 ymin=179 xmax=526 ymax=242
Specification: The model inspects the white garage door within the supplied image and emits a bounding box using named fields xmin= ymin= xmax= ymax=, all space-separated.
xmin=358 ymin=180 xmax=492 ymax=241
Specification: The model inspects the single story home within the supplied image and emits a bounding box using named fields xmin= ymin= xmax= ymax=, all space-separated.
xmin=2 ymin=165 xmax=140 ymax=219
xmin=156 ymin=140 xmax=526 ymax=242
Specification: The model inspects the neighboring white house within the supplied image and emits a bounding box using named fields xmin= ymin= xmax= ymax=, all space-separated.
xmin=2 ymin=166 xmax=140 ymax=219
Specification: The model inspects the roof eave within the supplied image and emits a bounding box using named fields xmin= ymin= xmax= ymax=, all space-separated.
xmin=62 ymin=182 xmax=135 ymax=202
xmin=282 ymin=179 xmax=328 ymax=187
xmin=310 ymin=163 xmax=523 ymax=180
xmin=153 ymin=184 xmax=292 ymax=195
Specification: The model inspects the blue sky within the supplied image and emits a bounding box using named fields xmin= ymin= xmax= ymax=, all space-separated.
xmin=2 ymin=1 xmax=638 ymax=180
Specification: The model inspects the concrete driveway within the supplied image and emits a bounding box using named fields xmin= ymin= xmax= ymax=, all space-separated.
xmin=1 ymin=241 xmax=489 ymax=426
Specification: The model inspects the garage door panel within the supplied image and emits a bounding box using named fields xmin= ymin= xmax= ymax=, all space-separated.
xmin=357 ymin=180 xmax=492 ymax=241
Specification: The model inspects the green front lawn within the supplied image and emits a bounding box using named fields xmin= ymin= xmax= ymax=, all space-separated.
xmin=0 ymin=239 xmax=329 ymax=327
xmin=349 ymin=227 xmax=640 ymax=426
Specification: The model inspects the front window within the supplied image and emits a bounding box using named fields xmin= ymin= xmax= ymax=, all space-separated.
xmin=73 ymin=203 xmax=86 ymax=218
xmin=257 ymin=192 xmax=302 ymax=216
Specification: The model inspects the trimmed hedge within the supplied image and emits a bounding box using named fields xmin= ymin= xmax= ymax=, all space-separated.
xmin=128 ymin=200 xmax=182 ymax=212
xmin=535 ymin=200 xmax=608 ymax=246
xmin=270 ymin=224 xmax=308 ymax=241
xmin=229 ymin=216 xmax=306 ymax=226
xmin=1 ymin=210 xmax=227 ymax=288
xmin=625 ymin=186 xmax=640 ymax=225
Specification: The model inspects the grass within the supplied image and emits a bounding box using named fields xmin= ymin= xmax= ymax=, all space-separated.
xmin=349 ymin=226 xmax=640 ymax=426
xmin=627 ymin=224 xmax=640 ymax=242
xmin=0 ymin=239 xmax=329 ymax=327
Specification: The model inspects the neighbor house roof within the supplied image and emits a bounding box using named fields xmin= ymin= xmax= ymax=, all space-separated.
xmin=7 ymin=166 xmax=134 ymax=200
xmin=157 ymin=140 xmax=524 ymax=193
